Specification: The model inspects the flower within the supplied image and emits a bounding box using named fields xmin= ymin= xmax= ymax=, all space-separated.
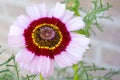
xmin=8 ymin=2 xmax=90 ymax=77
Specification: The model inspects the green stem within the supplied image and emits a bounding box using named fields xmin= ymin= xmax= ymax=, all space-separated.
xmin=79 ymin=61 xmax=89 ymax=80
xmin=73 ymin=64 xmax=79 ymax=80
xmin=40 ymin=74 xmax=44 ymax=80
xmin=13 ymin=54 xmax=20 ymax=80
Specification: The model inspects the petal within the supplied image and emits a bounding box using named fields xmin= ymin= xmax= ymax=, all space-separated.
xmin=53 ymin=2 xmax=66 ymax=18
xmin=15 ymin=15 xmax=31 ymax=29
xmin=46 ymin=60 xmax=54 ymax=77
xmin=47 ymin=9 xmax=53 ymax=18
xmin=26 ymin=56 xmax=51 ymax=75
xmin=66 ymin=42 xmax=84 ymax=60
xmin=8 ymin=35 xmax=25 ymax=47
xmin=66 ymin=17 xmax=85 ymax=31
xmin=38 ymin=3 xmax=47 ymax=17
xmin=61 ymin=10 xmax=74 ymax=24
xmin=59 ymin=52 xmax=72 ymax=67
xmin=26 ymin=4 xmax=47 ymax=20
xmin=65 ymin=32 xmax=90 ymax=62
xmin=55 ymin=51 xmax=80 ymax=68
xmin=16 ymin=48 xmax=35 ymax=66
xmin=55 ymin=54 xmax=67 ymax=68
xmin=42 ymin=59 xmax=54 ymax=78
xmin=41 ymin=57 xmax=50 ymax=75
xmin=70 ymin=32 xmax=90 ymax=49
xmin=8 ymin=25 xmax=24 ymax=36
xmin=37 ymin=56 xmax=43 ymax=73
xmin=37 ymin=56 xmax=53 ymax=78
xmin=16 ymin=49 xmax=52 ymax=76
xmin=28 ymin=56 xmax=39 ymax=74
xmin=26 ymin=4 xmax=41 ymax=20
xmin=61 ymin=51 xmax=80 ymax=65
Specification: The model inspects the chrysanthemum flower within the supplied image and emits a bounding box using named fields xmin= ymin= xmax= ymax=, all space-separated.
xmin=8 ymin=2 xmax=90 ymax=77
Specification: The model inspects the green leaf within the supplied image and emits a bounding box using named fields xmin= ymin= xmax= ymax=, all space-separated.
xmin=76 ymin=29 xmax=86 ymax=35
xmin=0 ymin=69 xmax=10 ymax=73
xmin=83 ymin=0 xmax=112 ymax=37
xmin=0 ymin=56 xmax=13 ymax=66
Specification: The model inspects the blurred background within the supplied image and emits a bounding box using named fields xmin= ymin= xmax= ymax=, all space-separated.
xmin=0 ymin=0 xmax=120 ymax=80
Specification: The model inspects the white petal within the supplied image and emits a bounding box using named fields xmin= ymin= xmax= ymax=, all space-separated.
xmin=65 ymin=41 xmax=85 ymax=60
xmin=66 ymin=17 xmax=85 ymax=31
xmin=26 ymin=56 xmax=39 ymax=74
xmin=70 ymin=32 xmax=90 ymax=49
xmin=61 ymin=10 xmax=74 ymax=23
xmin=47 ymin=9 xmax=53 ymax=18
xmin=15 ymin=48 xmax=34 ymax=72
xmin=55 ymin=54 xmax=67 ymax=68
xmin=41 ymin=57 xmax=50 ymax=74
xmin=60 ymin=52 xmax=72 ymax=66
xmin=16 ymin=48 xmax=35 ymax=66
xmin=37 ymin=56 xmax=43 ymax=73
xmin=42 ymin=59 xmax=54 ymax=78
xmin=15 ymin=15 xmax=31 ymax=29
xmin=29 ymin=56 xmax=39 ymax=74
xmin=53 ymin=2 xmax=66 ymax=18
xmin=27 ymin=56 xmax=37 ymax=74
xmin=55 ymin=51 xmax=79 ymax=68
xmin=8 ymin=35 xmax=25 ymax=47
xmin=61 ymin=51 xmax=79 ymax=65
xmin=38 ymin=3 xmax=47 ymax=17
xmin=36 ymin=56 xmax=52 ymax=77
xmin=26 ymin=4 xmax=41 ymax=20
xmin=55 ymin=49 xmax=84 ymax=68
xmin=46 ymin=59 xmax=54 ymax=77
xmin=9 ymin=25 xmax=24 ymax=35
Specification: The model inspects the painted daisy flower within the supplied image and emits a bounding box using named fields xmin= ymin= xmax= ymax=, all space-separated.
xmin=8 ymin=2 xmax=90 ymax=77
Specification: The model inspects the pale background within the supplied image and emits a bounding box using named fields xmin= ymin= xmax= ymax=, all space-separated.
xmin=0 ymin=0 xmax=120 ymax=80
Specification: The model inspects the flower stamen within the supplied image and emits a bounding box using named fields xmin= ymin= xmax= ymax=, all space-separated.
xmin=32 ymin=23 xmax=63 ymax=50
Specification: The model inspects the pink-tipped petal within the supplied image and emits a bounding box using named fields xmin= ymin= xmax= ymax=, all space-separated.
xmin=66 ymin=17 xmax=85 ymax=31
xmin=61 ymin=10 xmax=74 ymax=23
xmin=53 ymin=2 xmax=66 ymax=18
xmin=8 ymin=35 xmax=25 ymax=47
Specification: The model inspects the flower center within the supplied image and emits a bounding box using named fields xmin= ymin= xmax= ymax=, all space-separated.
xmin=39 ymin=26 xmax=55 ymax=40
xmin=32 ymin=23 xmax=63 ymax=50
xmin=24 ymin=17 xmax=71 ymax=58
